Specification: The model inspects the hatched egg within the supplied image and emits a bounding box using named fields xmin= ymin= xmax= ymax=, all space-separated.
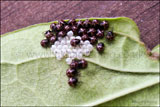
xmin=67 ymin=31 xmax=73 ymax=37
xmin=63 ymin=45 xmax=68 ymax=50
xmin=67 ymin=49 xmax=72 ymax=54
xmin=53 ymin=49 xmax=59 ymax=54
xmin=81 ymin=45 xmax=86 ymax=50
xmin=58 ymin=37 xmax=62 ymax=41
xmin=54 ymin=41 xmax=60 ymax=46
xmin=56 ymin=54 xmax=63 ymax=60
xmin=83 ymin=49 xmax=90 ymax=56
xmin=72 ymin=49 xmax=77 ymax=53
xmin=87 ymin=44 xmax=93 ymax=51
xmin=57 ymin=45 xmax=62 ymax=50
xmin=76 ymin=53 xmax=83 ymax=59
xmin=76 ymin=36 xmax=81 ymax=40
xmin=84 ymin=40 xmax=90 ymax=45
xmin=61 ymin=40 xmax=66 ymax=45
xmin=67 ymin=40 xmax=70 ymax=45
xmin=77 ymin=48 xmax=82 ymax=54
xmin=61 ymin=49 xmax=67 ymax=56
xmin=80 ymin=40 xmax=84 ymax=45
xmin=51 ymin=45 xmax=56 ymax=51
xmin=66 ymin=58 xmax=72 ymax=64
xmin=69 ymin=53 xmax=76 ymax=58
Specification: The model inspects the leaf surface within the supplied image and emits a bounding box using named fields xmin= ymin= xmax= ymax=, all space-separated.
xmin=1 ymin=17 xmax=159 ymax=106
xmin=98 ymin=84 xmax=159 ymax=106
xmin=98 ymin=44 xmax=160 ymax=106
xmin=152 ymin=44 xmax=160 ymax=54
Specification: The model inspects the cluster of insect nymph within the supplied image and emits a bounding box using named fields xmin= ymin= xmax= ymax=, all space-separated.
xmin=40 ymin=19 xmax=115 ymax=87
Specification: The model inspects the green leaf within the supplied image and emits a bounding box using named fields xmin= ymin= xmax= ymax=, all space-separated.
xmin=1 ymin=60 xmax=159 ymax=106
xmin=97 ymin=44 xmax=160 ymax=107
xmin=152 ymin=44 xmax=160 ymax=54
xmin=85 ymin=35 xmax=159 ymax=73
xmin=98 ymin=84 xmax=159 ymax=106
xmin=1 ymin=17 xmax=159 ymax=106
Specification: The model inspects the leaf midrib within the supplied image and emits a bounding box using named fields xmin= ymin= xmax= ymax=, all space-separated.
xmin=1 ymin=32 xmax=158 ymax=73
xmin=2 ymin=28 xmax=156 ymax=73
xmin=1 ymin=56 xmax=159 ymax=73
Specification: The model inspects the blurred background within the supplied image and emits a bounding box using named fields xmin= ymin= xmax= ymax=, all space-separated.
xmin=1 ymin=1 xmax=159 ymax=49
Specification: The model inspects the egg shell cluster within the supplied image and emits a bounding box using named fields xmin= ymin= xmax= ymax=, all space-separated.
xmin=51 ymin=31 xmax=93 ymax=64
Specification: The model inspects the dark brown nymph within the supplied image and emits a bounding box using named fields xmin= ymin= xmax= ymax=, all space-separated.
xmin=68 ymin=77 xmax=78 ymax=87
xmin=96 ymin=42 xmax=105 ymax=53
xmin=106 ymin=31 xmax=114 ymax=40
xmin=70 ymin=39 xmax=81 ymax=47
xmin=66 ymin=68 xmax=77 ymax=77
xmin=40 ymin=39 xmax=49 ymax=48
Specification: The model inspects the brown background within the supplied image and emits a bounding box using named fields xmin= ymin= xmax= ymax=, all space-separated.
xmin=1 ymin=1 xmax=159 ymax=49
